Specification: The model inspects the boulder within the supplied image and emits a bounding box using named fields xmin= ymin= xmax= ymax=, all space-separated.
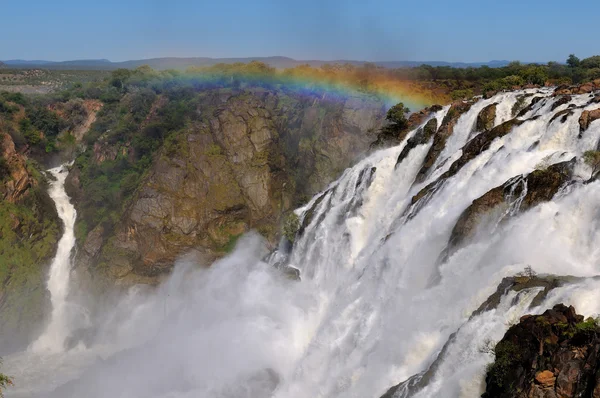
xmin=579 ymin=108 xmax=600 ymax=133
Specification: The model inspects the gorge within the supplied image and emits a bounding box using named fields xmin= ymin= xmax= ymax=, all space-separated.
xmin=3 ymin=72 xmax=600 ymax=397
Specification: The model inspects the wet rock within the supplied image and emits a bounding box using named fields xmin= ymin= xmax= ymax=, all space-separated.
xmin=446 ymin=160 xmax=573 ymax=253
xmin=408 ymin=118 xmax=524 ymax=217
xmin=550 ymin=95 xmax=571 ymax=111
xmin=550 ymin=109 xmax=574 ymax=124
xmin=579 ymin=108 xmax=600 ymax=133
xmin=482 ymin=304 xmax=600 ymax=398
xmin=518 ymin=96 xmax=545 ymax=117
xmin=414 ymin=100 xmax=474 ymax=183
xmin=395 ymin=118 xmax=438 ymax=166
xmin=473 ymin=274 xmax=572 ymax=316
xmin=477 ymin=103 xmax=498 ymax=132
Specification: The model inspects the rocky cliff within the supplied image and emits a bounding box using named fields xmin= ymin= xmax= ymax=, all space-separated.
xmin=483 ymin=304 xmax=600 ymax=398
xmin=0 ymin=130 xmax=60 ymax=353
xmin=69 ymin=87 xmax=386 ymax=285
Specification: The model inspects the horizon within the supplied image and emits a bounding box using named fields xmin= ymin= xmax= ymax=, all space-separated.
xmin=1 ymin=55 xmax=528 ymax=64
xmin=2 ymin=0 xmax=599 ymax=63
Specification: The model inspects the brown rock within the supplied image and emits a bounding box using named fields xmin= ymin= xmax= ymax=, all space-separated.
xmin=0 ymin=132 xmax=34 ymax=203
xmin=579 ymin=108 xmax=600 ymax=133
xmin=476 ymin=103 xmax=498 ymax=132
xmin=83 ymin=225 xmax=104 ymax=257
xmin=535 ymin=370 xmax=556 ymax=387
xmin=85 ymin=90 xmax=386 ymax=283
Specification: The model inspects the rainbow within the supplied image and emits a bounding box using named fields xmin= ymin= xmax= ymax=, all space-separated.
xmin=139 ymin=63 xmax=445 ymax=111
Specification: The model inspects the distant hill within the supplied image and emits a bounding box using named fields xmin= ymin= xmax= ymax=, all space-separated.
xmin=2 ymin=57 xmax=514 ymax=71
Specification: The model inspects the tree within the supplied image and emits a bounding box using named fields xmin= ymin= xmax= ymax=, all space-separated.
xmin=110 ymin=68 xmax=133 ymax=90
xmin=567 ymin=54 xmax=581 ymax=68
xmin=581 ymin=56 xmax=600 ymax=69
xmin=385 ymin=103 xmax=410 ymax=130
xmin=583 ymin=150 xmax=600 ymax=179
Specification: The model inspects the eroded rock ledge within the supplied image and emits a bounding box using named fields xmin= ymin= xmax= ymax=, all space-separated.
xmin=483 ymin=304 xmax=600 ymax=398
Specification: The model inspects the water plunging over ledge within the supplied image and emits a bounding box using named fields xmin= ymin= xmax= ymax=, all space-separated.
xmin=31 ymin=164 xmax=77 ymax=353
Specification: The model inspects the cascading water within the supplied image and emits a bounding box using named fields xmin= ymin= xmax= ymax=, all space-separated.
xmin=30 ymin=164 xmax=77 ymax=352
xmin=5 ymin=88 xmax=600 ymax=398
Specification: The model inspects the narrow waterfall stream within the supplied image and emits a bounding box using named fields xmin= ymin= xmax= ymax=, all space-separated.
xmin=31 ymin=164 xmax=77 ymax=353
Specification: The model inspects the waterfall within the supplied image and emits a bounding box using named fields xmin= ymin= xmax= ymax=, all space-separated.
xmin=30 ymin=164 xmax=77 ymax=353
xmin=5 ymin=88 xmax=600 ymax=398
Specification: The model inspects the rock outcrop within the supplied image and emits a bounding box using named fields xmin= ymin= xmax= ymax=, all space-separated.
xmin=580 ymin=108 xmax=600 ymax=133
xmin=483 ymin=304 xmax=600 ymax=398
xmin=554 ymin=79 xmax=600 ymax=96
xmin=414 ymin=100 xmax=473 ymax=183
xmin=1 ymin=132 xmax=34 ymax=203
xmin=0 ymin=131 xmax=60 ymax=354
xmin=73 ymin=89 xmax=386 ymax=284
xmin=371 ymin=104 xmax=442 ymax=149
xmin=446 ymin=160 xmax=574 ymax=254
xmin=408 ymin=118 xmax=524 ymax=215
xmin=395 ymin=117 xmax=438 ymax=166
xmin=477 ymin=103 xmax=498 ymax=132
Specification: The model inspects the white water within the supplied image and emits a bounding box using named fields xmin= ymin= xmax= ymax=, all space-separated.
xmin=5 ymin=89 xmax=600 ymax=397
xmin=30 ymin=164 xmax=77 ymax=353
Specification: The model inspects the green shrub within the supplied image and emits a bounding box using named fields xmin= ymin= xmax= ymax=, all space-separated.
xmin=205 ymin=143 xmax=222 ymax=156
xmin=485 ymin=340 xmax=521 ymax=390
xmin=283 ymin=212 xmax=300 ymax=243
xmin=575 ymin=318 xmax=599 ymax=335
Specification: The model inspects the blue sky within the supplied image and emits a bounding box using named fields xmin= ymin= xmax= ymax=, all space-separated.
xmin=2 ymin=0 xmax=599 ymax=62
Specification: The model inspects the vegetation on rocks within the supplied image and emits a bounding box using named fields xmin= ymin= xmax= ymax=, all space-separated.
xmin=283 ymin=212 xmax=300 ymax=243
xmin=584 ymin=150 xmax=600 ymax=179
xmin=0 ymin=364 xmax=12 ymax=398
xmin=58 ymin=65 xmax=387 ymax=283
xmin=483 ymin=304 xmax=600 ymax=398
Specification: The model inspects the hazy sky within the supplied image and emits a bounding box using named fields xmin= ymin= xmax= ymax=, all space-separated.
xmin=2 ymin=0 xmax=599 ymax=62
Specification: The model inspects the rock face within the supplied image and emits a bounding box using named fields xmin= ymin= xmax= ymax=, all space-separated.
xmin=482 ymin=304 xmax=600 ymax=398
xmin=477 ymin=103 xmax=498 ymax=132
xmin=0 ymin=131 xmax=60 ymax=354
xmin=0 ymin=132 xmax=34 ymax=203
xmin=446 ymin=160 xmax=574 ymax=253
xmin=75 ymin=89 xmax=386 ymax=284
